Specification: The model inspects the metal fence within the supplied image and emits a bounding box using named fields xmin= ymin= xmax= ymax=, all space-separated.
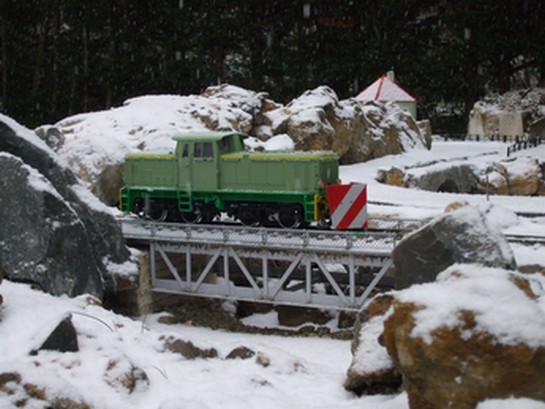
xmin=440 ymin=133 xmax=533 ymax=142
xmin=506 ymin=136 xmax=543 ymax=157
xmin=439 ymin=134 xmax=543 ymax=157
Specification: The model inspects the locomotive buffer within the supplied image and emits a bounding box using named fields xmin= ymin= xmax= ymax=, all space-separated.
xmin=121 ymin=219 xmax=396 ymax=311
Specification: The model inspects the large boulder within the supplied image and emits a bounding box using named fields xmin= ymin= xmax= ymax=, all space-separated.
xmin=341 ymin=102 xmax=429 ymax=164
xmin=383 ymin=265 xmax=545 ymax=409
xmin=501 ymin=156 xmax=542 ymax=195
xmin=0 ymin=115 xmax=132 ymax=298
xmin=392 ymin=205 xmax=516 ymax=290
xmin=478 ymin=157 xmax=542 ymax=196
xmin=380 ymin=155 xmax=544 ymax=197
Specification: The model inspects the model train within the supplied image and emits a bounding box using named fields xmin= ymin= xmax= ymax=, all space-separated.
xmin=119 ymin=131 xmax=355 ymax=229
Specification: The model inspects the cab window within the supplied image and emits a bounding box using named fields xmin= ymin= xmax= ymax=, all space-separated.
xmin=194 ymin=142 xmax=213 ymax=159
xmin=203 ymin=142 xmax=213 ymax=158
xmin=181 ymin=143 xmax=189 ymax=157
xmin=194 ymin=142 xmax=202 ymax=157
xmin=218 ymin=137 xmax=228 ymax=153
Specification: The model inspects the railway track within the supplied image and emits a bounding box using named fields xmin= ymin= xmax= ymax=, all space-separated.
xmin=119 ymin=214 xmax=545 ymax=250
xmin=505 ymin=234 xmax=545 ymax=245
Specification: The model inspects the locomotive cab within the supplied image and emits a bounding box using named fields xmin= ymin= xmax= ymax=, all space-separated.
xmin=174 ymin=132 xmax=247 ymax=190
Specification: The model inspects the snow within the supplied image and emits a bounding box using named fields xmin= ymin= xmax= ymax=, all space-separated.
xmin=396 ymin=264 xmax=545 ymax=347
xmin=0 ymin=114 xmax=61 ymax=164
xmin=0 ymin=281 xmax=405 ymax=409
xmin=244 ymin=134 xmax=295 ymax=151
xmin=341 ymin=140 xmax=545 ymax=219
xmin=70 ymin=183 xmax=116 ymax=215
xmin=54 ymin=91 xmax=256 ymax=182
xmin=351 ymin=314 xmax=393 ymax=374
xmin=477 ymin=398 xmax=545 ymax=409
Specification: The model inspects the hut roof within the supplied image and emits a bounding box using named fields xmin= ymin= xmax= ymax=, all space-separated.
xmin=355 ymin=74 xmax=415 ymax=103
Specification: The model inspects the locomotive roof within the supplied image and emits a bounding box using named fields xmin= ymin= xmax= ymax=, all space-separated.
xmin=172 ymin=131 xmax=246 ymax=142
xmin=222 ymin=150 xmax=338 ymax=161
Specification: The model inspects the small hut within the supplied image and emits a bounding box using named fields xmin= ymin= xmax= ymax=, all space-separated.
xmin=355 ymin=71 xmax=417 ymax=119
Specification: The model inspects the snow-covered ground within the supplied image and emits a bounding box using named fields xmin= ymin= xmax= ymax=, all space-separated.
xmin=341 ymin=140 xmax=545 ymax=219
xmin=0 ymin=281 xmax=408 ymax=409
xmin=2 ymin=135 xmax=545 ymax=408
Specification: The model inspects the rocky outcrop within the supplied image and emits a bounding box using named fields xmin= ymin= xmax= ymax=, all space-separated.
xmin=392 ymin=205 xmax=516 ymax=290
xmin=344 ymin=294 xmax=402 ymax=395
xmin=383 ymin=265 xmax=545 ymax=409
xmin=479 ymin=157 xmax=542 ymax=196
xmin=468 ymin=88 xmax=545 ymax=137
xmin=405 ymin=164 xmax=479 ymax=193
xmin=341 ymin=101 xmax=428 ymax=164
xmin=52 ymin=84 xmax=430 ymax=206
xmin=0 ymin=115 xmax=132 ymax=298
xmin=379 ymin=156 xmax=544 ymax=197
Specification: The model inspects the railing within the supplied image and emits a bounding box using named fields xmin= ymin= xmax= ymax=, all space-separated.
xmin=441 ymin=133 xmax=527 ymax=143
xmin=441 ymin=133 xmax=531 ymax=142
xmin=506 ymin=136 xmax=542 ymax=157
xmin=439 ymin=133 xmax=543 ymax=157
xmin=120 ymin=219 xmax=401 ymax=253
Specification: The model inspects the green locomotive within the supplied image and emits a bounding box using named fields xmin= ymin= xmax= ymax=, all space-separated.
xmin=119 ymin=131 xmax=339 ymax=228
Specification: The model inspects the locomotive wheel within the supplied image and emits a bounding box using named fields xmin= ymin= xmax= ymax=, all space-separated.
xmin=142 ymin=199 xmax=168 ymax=222
xmin=147 ymin=208 xmax=168 ymax=222
xmin=181 ymin=210 xmax=202 ymax=224
xmin=238 ymin=206 xmax=259 ymax=227
xmin=277 ymin=205 xmax=304 ymax=229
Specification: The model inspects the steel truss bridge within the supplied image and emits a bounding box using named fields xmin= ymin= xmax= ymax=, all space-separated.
xmin=120 ymin=219 xmax=411 ymax=312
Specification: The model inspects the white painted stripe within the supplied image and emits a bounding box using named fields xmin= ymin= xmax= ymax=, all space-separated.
xmin=348 ymin=204 xmax=367 ymax=228
xmin=331 ymin=184 xmax=366 ymax=227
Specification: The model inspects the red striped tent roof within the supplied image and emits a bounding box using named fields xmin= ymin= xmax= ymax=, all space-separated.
xmin=355 ymin=75 xmax=415 ymax=103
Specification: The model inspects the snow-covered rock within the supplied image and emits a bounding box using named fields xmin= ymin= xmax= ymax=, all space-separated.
xmin=342 ymin=101 xmax=429 ymax=164
xmin=378 ymin=155 xmax=544 ymax=197
xmin=383 ymin=264 xmax=545 ymax=409
xmin=392 ymin=205 xmax=516 ymax=290
xmin=0 ymin=115 xmax=133 ymax=298
xmin=479 ymin=157 xmax=543 ymax=196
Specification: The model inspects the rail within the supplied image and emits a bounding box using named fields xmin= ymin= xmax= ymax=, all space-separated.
xmin=121 ymin=218 xmax=399 ymax=254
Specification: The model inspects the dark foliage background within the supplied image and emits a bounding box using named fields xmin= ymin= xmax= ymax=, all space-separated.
xmin=1 ymin=0 xmax=544 ymax=132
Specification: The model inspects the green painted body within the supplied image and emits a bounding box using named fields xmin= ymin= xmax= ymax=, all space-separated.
xmin=119 ymin=132 xmax=339 ymax=223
